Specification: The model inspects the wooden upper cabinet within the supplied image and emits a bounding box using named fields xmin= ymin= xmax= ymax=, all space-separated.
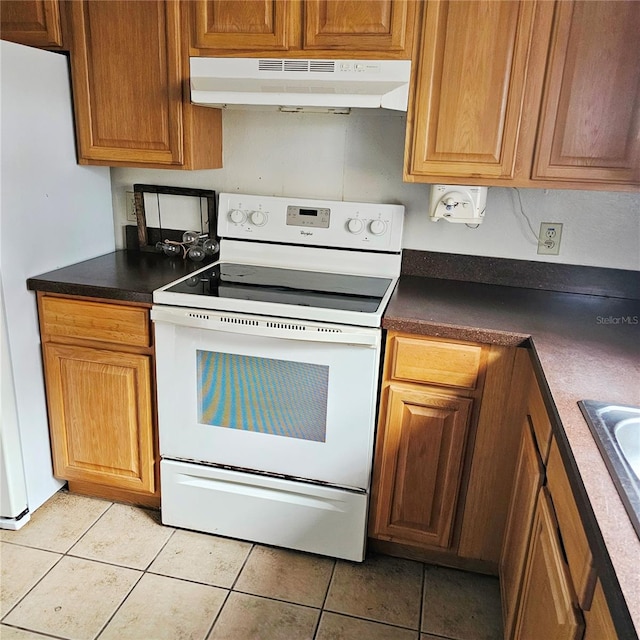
xmin=0 ymin=0 xmax=64 ymax=49
xmin=193 ymin=0 xmax=291 ymax=51
xmin=407 ymin=0 xmax=539 ymax=180
xmin=68 ymin=0 xmax=182 ymax=166
xmin=533 ymin=0 xmax=640 ymax=186
xmin=67 ymin=0 xmax=222 ymax=169
xmin=190 ymin=0 xmax=416 ymax=58
xmin=406 ymin=0 xmax=639 ymax=190
xmin=303 ymin=0 xmax=417 ymax=55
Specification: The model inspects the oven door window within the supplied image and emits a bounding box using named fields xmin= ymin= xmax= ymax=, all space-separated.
xmin=197 ymin=351 xmax=328 ymax=442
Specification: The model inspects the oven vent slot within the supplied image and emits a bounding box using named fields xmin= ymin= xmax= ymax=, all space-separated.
xmin=220 ymin=316 xmax=259 ymax=326
xmin=187 ymin=312 xmax=213 ymax=321
xmin=258 ymin=59 xmax=284 ymax=72
xmin=317 ymin=327 xmax=343 ymax=333
xmin=266 ymin=321 xmax=307 ymax=331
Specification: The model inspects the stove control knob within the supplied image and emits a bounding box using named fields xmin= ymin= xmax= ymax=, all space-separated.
xmin=369 ymin=219 xmax=387 ymax=236
xmin=250 ymin=210 xmax=268 ymax=226
xmin=347 ymin=218 xmax=364 ymax=234
xmin=229 ymin=209 xmax=247 ymax=224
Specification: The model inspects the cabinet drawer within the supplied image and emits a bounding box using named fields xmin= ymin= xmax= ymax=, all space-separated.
xmin=390 ymin=335 xmax=482 ymax=389
xmin=547 ymin=440 xmax=596 ymax=610
xmin=40 ymin=297 xmax=151 ymax=348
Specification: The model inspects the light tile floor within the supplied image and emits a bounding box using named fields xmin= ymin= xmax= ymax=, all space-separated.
xmin=0 ymin=490 xmax=503 ymax=640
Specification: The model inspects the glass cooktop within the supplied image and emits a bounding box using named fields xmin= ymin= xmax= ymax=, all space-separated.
xmin=165 ymin=263 xmax=393 ymax=313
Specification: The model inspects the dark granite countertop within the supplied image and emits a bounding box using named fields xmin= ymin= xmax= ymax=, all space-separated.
xmin=27 ymin=250 xmax=208 ymax=304
xmin=384 ymin=274 xmax=640 ymax=637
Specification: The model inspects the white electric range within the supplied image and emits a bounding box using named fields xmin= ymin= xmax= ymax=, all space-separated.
xmin=152 ymin=193 xmax=404 ymax=561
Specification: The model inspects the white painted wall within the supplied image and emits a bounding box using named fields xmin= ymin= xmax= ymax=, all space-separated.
xmin=111 ymin=110 xmax=640 ymax=271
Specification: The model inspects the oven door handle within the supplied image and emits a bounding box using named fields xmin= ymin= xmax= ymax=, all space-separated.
xmin=151 ymin=306 xmax=380 ymax=347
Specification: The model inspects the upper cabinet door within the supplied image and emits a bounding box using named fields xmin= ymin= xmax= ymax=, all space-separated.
xmin=303 ymin=0 xmax=416 ymax=57
xmin=408 ymin=0 xmax=539 ymax=180
xmin=0 ymin=0 xmax=63 ymax=49
xmin=68 ymin=0 xmax=184 ymax=166
xmin=193 ymin=0 xmax=291 ymax=51
xmin=533 ymin=0 xmax=640 ymax=186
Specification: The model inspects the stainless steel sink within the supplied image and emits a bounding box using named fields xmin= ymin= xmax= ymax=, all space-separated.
xmin=579 ymin=400 xmax=640 ymax=538
xmin=614 ymin=414 xmax=640 ymax=478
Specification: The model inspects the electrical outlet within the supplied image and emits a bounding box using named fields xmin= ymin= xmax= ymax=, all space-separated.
xmin=125 ymin=191 xmax=137 ymax=222
xmin=538 ymin=222 xmax=563 ymax=255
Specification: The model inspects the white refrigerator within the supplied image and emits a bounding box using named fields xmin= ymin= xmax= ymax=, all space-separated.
xmin=0 ymin=41 xmax=116 ymax=528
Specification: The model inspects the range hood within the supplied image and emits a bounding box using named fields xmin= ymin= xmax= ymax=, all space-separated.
xmin=189 ymin=58 xmax=412 ymax=112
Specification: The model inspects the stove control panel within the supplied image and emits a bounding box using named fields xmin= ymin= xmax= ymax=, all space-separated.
xmin=218 ymin=193 xmax=404 ymax=252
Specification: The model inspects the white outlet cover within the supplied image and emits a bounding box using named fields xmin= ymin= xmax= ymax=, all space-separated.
xmin=429 ymin=184 xmax=487 ymax=224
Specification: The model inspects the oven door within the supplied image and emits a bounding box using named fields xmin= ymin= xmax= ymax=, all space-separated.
xmin=152 ymin=306 xmax=382 ymax=491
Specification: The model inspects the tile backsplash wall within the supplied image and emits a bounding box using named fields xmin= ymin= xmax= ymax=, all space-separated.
xmin=110 ymin=109 xmax=640 ymax=271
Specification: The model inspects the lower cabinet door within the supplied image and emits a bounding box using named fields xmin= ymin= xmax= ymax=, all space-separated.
xmin=370 ymin=384 xmax=472 ymax=549
xmin=582 ymin=579 xmax=617 ymax=640
xmin=513 ymin=487 xmax=584 ymax=640
xmin=43 ymin=343 xmax=155 ymax=493
xmin=500 ymin=420 xmax=544 ymax=637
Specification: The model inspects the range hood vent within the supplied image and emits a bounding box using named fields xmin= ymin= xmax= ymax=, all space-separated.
xmin=190 ymin=58 xmax=412 ymax=111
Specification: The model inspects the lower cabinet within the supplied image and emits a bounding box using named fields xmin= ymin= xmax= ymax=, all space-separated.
xmin=43 ymin=344 xmax=154 ymax=493
xmin=369 ymin=332 xmax=530 ymax=571
xmin=372 ymin=332 xmax=623 ymax=638
xmin=370 ymin=384 xmax=472 ymax=549
xmin=513 ymin=487 xmax=584 ymax=639
xmin=500 ymin=419 xmax=545 ymax=635
xmin=583 ymin=579 xmax=618 ymax=640
xmin=38 ymin=293 xmax=159 ymax=507
xmin=500 ymin=365 xmax=616 ymax=640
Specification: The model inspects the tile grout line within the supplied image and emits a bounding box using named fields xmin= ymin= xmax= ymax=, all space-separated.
xmin=311 ymin=556 xmax=337 ymax=639
xmin=201 ymin=541 xmax=256 ymax=639
xmin=0 ymin=492 xmax=117 ymax=629
xmin=63 ymin=500 xmax=144 ymax=640
xmin=0 ymin=551 xmax=64 ymax=626
xmin=92 ymin=524 xmax=179 ymax=640
xmin=3 ymin=494 xmax=502 ymax=640
xmin=0 ymin=621 xmax=69 ymax=640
